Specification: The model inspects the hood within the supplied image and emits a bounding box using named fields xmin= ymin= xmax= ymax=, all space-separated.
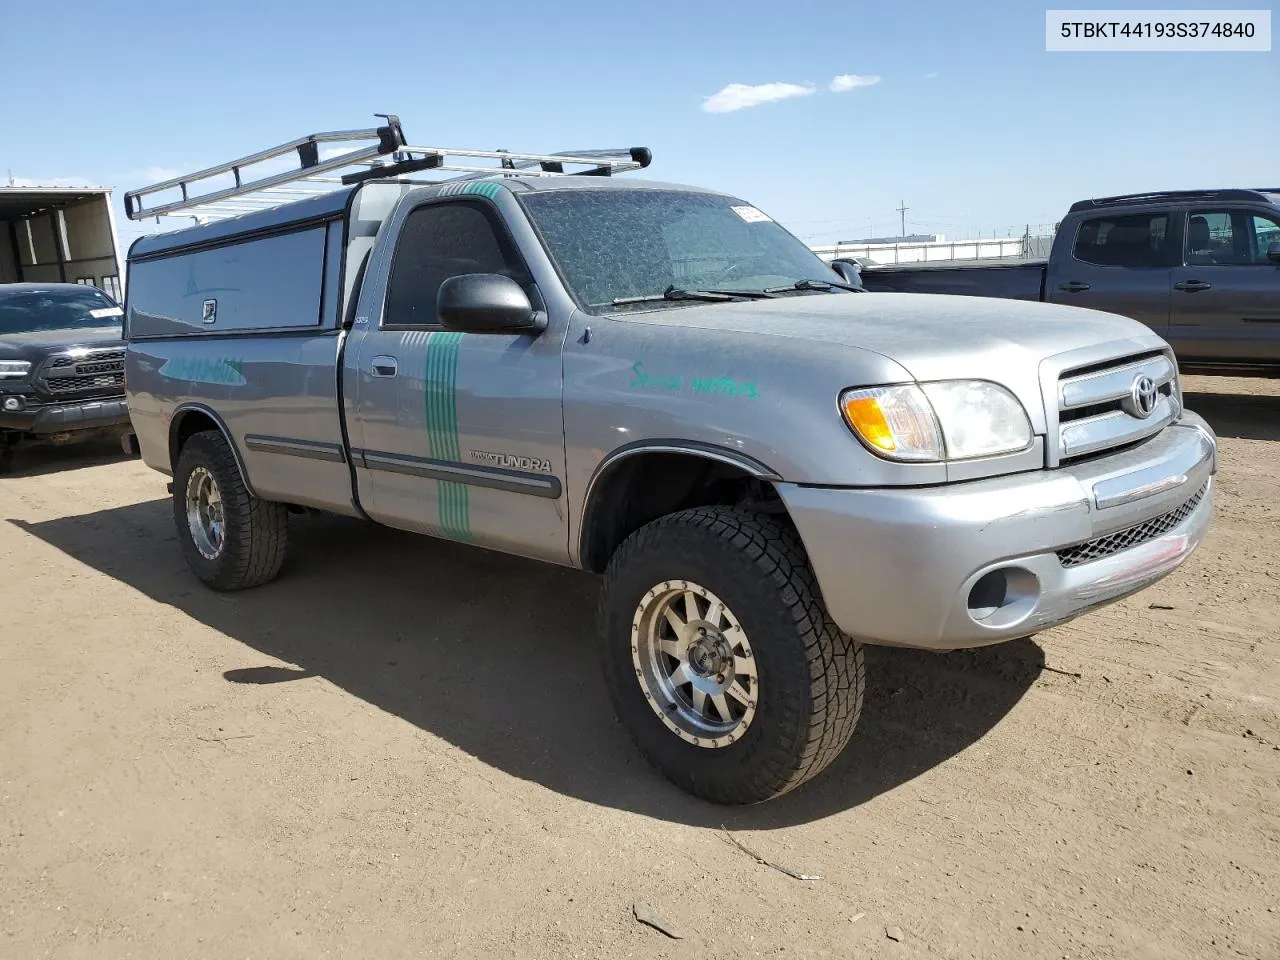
xmin=619 ymin=291 xmax=1168 ymax=428
xmin=0 ymin=325 xmax=124 ymax=361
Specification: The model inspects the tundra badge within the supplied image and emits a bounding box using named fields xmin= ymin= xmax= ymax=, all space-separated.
xmin=470 ymin=450 xmax=553 ymax=473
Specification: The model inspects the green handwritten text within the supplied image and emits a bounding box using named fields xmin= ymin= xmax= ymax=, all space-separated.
xmin=628 ymin=361 xmax=760 ymax=399
xmin=630 ymin=361 xmax=682 ymax=392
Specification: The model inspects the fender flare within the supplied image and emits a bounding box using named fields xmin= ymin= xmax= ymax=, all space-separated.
xmin=576 ymin=439 xmax=782 ymax=566
xmin=168 ymin=403 xmax=257 ymax=498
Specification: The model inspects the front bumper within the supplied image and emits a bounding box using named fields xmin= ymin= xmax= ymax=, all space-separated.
xmin=780 ymin=414 xmax=1217 ymax=650
xmin=0 ymin=396 xmax=131 ymax=435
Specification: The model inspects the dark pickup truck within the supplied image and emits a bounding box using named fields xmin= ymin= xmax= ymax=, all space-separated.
xmin=859 ymin=188 xmax=1280 ymax=371
xmin=0 ymin=283 xmax=131 ymax=470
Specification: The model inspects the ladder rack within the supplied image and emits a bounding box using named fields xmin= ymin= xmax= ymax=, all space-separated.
xmin=124 ymin=113 xmax=654 ymax=222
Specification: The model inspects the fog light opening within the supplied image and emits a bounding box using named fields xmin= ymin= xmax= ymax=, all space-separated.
xmin=2 ymin=397 xmax=23 ymax=412
xmin=967 ymin=566 xmax=1040 ymax=627
xmin=968 ymin=570 xmax=1008 ymax=619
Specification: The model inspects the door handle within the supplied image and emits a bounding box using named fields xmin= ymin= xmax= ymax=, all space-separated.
xmin=371 ymin=355 xmax=398 ymax=377
xmin=1058 ymin=281 xmax=1091 ymax=293
xmin=1174 ymin=280 xmax=1212 ymax=292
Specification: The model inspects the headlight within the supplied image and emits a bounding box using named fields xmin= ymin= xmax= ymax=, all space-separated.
xmin=920 ymin=381 xmax=1033 ymax=459
xmin=840 ymin=380 xmax=1032 ymax=462
xmin=0 ymin=360 xmax=31 ymax=380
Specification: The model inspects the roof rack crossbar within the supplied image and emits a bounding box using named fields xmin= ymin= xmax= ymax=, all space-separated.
xmin=340 ymin=146 xmax=652 ymax=185
xmin=124 ymin=114 xmax=407 ymax=220
xmin=438 ymin=146 xmax=653 ymax=183
xmin=123 ymin=115 xmax=653 ymax=222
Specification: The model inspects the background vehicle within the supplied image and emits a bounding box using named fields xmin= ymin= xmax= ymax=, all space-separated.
xmin=859 ymin=189 xmax=1280 ymax=373
xmin=120 ymin=117 xmax=1217 ymax=805
xmin=0 ymin=283 xmax=130 ymax=471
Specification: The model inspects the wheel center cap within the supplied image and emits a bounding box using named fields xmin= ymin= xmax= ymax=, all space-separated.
xmin=688 ymin=627 xmax=731 ymax=678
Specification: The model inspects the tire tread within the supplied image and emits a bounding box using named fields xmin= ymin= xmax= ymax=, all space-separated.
xmin=174 ymin=431 xmax=288 ymax=591
xmin=599 ymin=505 xmax=865 ymax=804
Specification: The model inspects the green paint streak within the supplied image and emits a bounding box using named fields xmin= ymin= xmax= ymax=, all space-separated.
xmin=462 ymin=181 xmax=502 ymax=200
xmin=423 ymin=332 xmax=470 ymax=541
xmin=159 ymin=356 xmax=247 ymax=386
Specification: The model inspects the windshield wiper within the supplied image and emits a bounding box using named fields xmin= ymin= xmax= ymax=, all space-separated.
xmin=611 ymin=285 xmax=774 ymax=306
xmin=763 ymin=278 xmax=863 ymax=294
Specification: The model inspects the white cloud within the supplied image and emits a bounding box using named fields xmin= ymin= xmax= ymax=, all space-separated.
xmin=702 ymin=81 xmax=816 ymax=113
xmin=829 ymin=74 xmax=882 ymax=92
xmin=924 ymin=71 xmax=939 ymax=80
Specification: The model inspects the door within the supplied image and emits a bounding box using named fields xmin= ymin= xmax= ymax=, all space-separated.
xmin=1046 ymin=209 xmax=1176 ymax=334
xmin=1169 ymin=208 xmax=1280 ymax=362
xmin=346 ymin=197 xmax=570 ymax=564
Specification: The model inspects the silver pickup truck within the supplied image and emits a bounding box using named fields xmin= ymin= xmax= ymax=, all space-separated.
xmin=121 ymin=119 xmax=1217 ymax=804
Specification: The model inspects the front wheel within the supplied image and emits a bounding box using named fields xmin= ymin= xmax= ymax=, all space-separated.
xmin=598 ymin=506 xmax=865 ymax=804
xmin=172 ymin=430 xmax=288 ymax=591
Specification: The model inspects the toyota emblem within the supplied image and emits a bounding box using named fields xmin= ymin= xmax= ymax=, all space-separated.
xmin=1130 ymin=375 xmax=1159 ymax=418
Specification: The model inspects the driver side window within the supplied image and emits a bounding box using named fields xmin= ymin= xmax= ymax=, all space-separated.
xmin=384 ymin=200 xmax=533 ymax=328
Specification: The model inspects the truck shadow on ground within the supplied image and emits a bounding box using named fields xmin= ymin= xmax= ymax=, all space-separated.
xmin=1182 ymin=390 xmax=1280 ymax=442
xmin=1 ymin=438 xmax=129 ymax=479
xmin=13 ymin=500 xmax=1044 ymax=828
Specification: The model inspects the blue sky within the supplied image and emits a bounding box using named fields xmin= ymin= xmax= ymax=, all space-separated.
xmin=2 ymin=0 xmax=1275 ymax=248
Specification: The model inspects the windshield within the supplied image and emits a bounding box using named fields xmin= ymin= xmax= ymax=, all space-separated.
xmin=519 ymin=188 xmax=836 ymax=311
xmin=0 ymin=287 xmax=123 ymax=335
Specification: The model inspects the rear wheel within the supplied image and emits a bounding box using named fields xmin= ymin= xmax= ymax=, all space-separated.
xmin=172 ymin=430 xmax=288 ymax=591
xmin=599 ymin=506 xmax=864 ymax=804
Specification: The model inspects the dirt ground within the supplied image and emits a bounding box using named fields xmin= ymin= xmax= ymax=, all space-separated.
xmin=1 ymin=374 xmax=1277 ymax=960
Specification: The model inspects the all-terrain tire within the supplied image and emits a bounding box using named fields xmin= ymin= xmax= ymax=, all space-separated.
xmin=598 ymin=506 xmax=865 ymax=804
xmin=172 ymin=430 xmax=288 ymax=591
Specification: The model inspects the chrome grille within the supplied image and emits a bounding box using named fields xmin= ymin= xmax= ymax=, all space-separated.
xmin=1056 ymin=351 xmax=1179 ymax=461
xmin=1056 ymin=483 xmax=1207 ymax=567
xmin=38 ymin=349 xmax=126 ymax=396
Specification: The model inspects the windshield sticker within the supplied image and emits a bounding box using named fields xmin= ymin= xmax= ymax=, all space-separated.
xmin=89 ymin=307 xmax=124 ymax=318
xmin=730 ymin=205 xmax=772 ymax=224
xmin=159 ymin=356 xmax=247 ymax=387
xmin=630 ymin=362 xmax=759 ymax=398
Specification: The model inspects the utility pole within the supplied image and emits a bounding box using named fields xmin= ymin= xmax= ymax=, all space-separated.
xmin=896 ymin=199 xmax=908 ymax=238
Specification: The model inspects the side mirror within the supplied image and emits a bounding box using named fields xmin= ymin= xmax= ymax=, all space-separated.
xmin=1268 ymin=240 xmax=1280 ymax=264
xmin=438 ymin=274 xmax=545 ymax=334
xmin=829 ymin=258 xmax=864 ymax=288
